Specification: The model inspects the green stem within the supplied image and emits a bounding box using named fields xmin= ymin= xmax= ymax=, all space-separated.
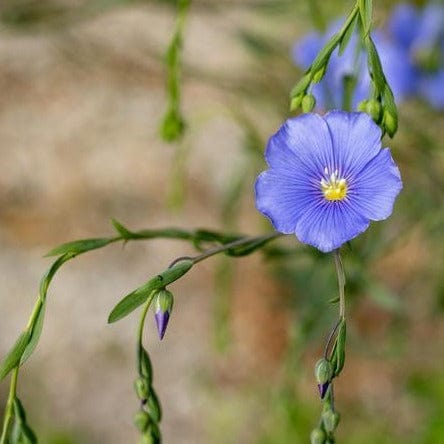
xmin=138 ymin=295 xmax=154 ymax=349
xmin=334 ymin=249 xmax=346 ymax=320
xmin=0 ymin=367 xmax=19 ymax=444
xmin=168 ymin=231 xmax=282 ymax=268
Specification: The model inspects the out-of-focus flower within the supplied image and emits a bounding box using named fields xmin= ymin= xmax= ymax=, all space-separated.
xmin=389 ymin=2 xmax=444 ymax=109
xmin=292 ymin=22 xmax=414 ymax=111
xmin=255 ymin=112 xmax=402 ymax=253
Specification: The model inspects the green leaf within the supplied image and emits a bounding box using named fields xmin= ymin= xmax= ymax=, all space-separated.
xmin=359 ymin=0 xmax=373 ymax=35
xmin=45 ymin=238 xmax=115 ymax=257
xmin=338 ymin=14 xmax=357 ymax=56
xmin=111 ymin=219 xmax=133 ymax=238
xmin=310 ymin=31 xmax=341 ymax=73
xmin=289 ymin=73 xmax=311 ymax=100
xmin=366 ymin=37 xmax=385 ymax=92
xmin=334 ymin=320 xmax=346 ymax=376
xmin=108 ymin=260 xmax=193 ymax=323
xmin=226 ymin=237 xmax=275 ymax=257
xmin=20 ymin=304 xmax=46 ymax=365
xmin=147 ymin=390 xmax=162 ymax=423
xmin=0 ymin=331 xmax=31 ymax=381
xmin=138 ymin=345 xmax=153 ymax=382
xmin=39 ymin=253 xmax=75 ymax=299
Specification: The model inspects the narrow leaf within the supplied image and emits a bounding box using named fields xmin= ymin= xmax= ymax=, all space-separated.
xmin=338 ymin=15 xmax=357 ymax=56
xmin=334 ymin=320 xmax=347 ymax=376
xmin=20 ymin=304 xmax=46 ymax=365
xmin=108 ymin=260 xmax=193 ymax=323
xmin=111 ymin=219 xmax=133 ymax=238
xmin=0 ymin=331 xmax=31 ymax=381
xmin=45 ymin=238 xmax=115 ymax=257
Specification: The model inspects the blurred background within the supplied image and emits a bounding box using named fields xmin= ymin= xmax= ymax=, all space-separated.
xmin=0 ymin=0 xmax=443 ymax=443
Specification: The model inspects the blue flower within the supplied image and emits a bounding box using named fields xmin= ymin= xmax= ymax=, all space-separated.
xmin=255 ymin=112 xmax=402 ymax=252
xmin=388 ymin=2 xmax=444 ymax=109
xmin=292 ymin=21 xmax=415 ymax=110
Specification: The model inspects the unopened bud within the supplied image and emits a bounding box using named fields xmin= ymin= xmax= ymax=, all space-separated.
xmin=315 ymin=358 xmax=333 ymax=385
xmin=302 ymin=94 xmax=316 ymax=113
xmin=154 ymin=289 xmax=174 ymax=340
xmin=134 ymin=410 xmax=150 ymax=433
xmin=317 ymin=382 xmax=329 ymax=399
xmin=290 ymin=93 xmax=304 ymax=111
xmin=366 ymin=100 xmax=382 ymax=122
xmin=134 ymin=377 xmax=150 ymax=401
xmin=357 ymin=100 xmax=368 ymax=112
xmin=310 ymin=427 xmax=326 ymax=444
xmin=322 ymin=409 xmax=340 ymax=433
xmin=382 ymin=110 xmax=397 ymax=137
xmin=312 ymin=66 xmax=326 ymax=83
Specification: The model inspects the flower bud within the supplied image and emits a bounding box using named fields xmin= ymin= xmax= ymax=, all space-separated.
xmin=154 ymin=289 xmax=174 ymax=340
xmin=290 ymin=93 xmax=304 ymax=111
xmin=322 ymin=409 xmax=340 ymax=433
xmin=315 ymin=358 xmax=333 ymax=399
xmin=134 ymin=377 xmax=150 ymax=401
xmin=302 ymin=94 xmax=316 ymax=113
xmin=315 ymin=358 xmax=333 ymax=385
xmin=357 ymin=100 xmax=368 ymax=112
xmin=366 ymin=100 xmax=382 ymax=122
xmin=310 ymin=427 xmax=326 ymax=444
xmin=312 ymin=66 xmax=326 ymax=83
xmin=134 ymin=410 xmax=150 ymax=433
xmin=382 ymin=110 xmax=397 ymax=137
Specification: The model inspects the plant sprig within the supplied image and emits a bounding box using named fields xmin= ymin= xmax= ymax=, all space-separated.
xmin=0 ymin=219 xmax=282 ymax=442
xmin=290 ymin=0 xmax=398 ymax=137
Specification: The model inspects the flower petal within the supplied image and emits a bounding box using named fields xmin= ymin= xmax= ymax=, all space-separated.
xmin=324 ymin=111 xmax=382 ymax=177
xmin=255 ymin=168 xmax=319 ymax=233
xmin=294 ymin=200 xmax=370 ymax=252
xmin=349 ymin=148 xmax=403 ymax=221
xmin=265 ymin=113 xmax=334 ymax=175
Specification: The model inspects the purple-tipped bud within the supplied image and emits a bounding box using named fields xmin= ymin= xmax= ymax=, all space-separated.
xmin=155 ymin=309 xmax=170 ymax=340
xmin=153 ymin=289 xmax=174 ymax=340
xmin=317 ymin=382 xmax=329 ymax=399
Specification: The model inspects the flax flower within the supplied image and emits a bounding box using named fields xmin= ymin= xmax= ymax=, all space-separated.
xmin=255 ymin=112 xmax=402 ymax=252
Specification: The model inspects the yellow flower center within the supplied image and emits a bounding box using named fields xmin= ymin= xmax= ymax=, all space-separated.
xmin=320 ymin=169 xmax=348 ymax=201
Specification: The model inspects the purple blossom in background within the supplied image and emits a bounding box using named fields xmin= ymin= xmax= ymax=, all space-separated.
xmin=292 ymin=21 xmax=415 ymax=111
xmin=255 ymin=112 xmax=402 ymax=253
xmin=389 ymin=2 xmax=444 ymax=110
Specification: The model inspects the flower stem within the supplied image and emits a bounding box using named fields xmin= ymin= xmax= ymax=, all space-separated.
xmin=334 ymin=249 xmax=346 ymax=320
xmin=0 ymin=367 xmax=19 ymax=444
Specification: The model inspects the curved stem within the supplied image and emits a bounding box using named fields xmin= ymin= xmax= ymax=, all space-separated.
xmin=192 ymin=232 xmax=282 ymax=264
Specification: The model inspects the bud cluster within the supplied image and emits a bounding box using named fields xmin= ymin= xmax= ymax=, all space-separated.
xmin=134 ymin=345 xmax=162 ymax=444
xmin=310 ymin=320 xmax=346 ymax=444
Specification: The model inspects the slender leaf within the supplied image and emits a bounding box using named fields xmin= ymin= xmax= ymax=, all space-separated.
xmin=108 ymin=260 xmax=193 ymax=323
xmin=338 ymin=15 xmax=357 ymax=56
xmin=111 ymin=218 xmax=133 ymax=238
xmin=20 ymin=304 xmax=46 ymax=365
xmin=45 ymin=238 xmax=115 ymax=257
xmin=334 ymin=320 xmax=346 ymax=376
xmin=0 ymin=331 xmax=31 ymax=381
